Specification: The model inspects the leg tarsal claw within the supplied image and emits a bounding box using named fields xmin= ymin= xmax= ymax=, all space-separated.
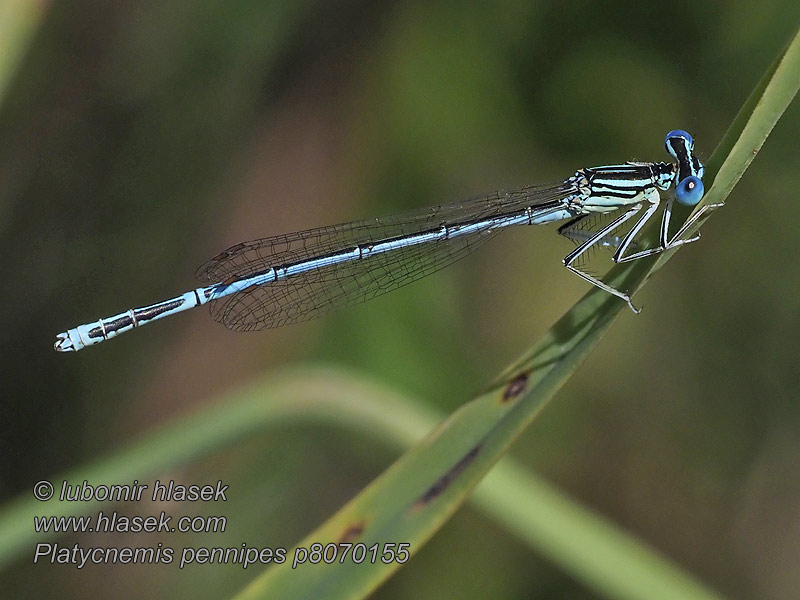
xmin=625 ymin=297 xmax=641 ymax=314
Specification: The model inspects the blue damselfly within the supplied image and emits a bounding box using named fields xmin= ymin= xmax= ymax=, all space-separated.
xmin=54 ymin=130 xmax=721 ymax=352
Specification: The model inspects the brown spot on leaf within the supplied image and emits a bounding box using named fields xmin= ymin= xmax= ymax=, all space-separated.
xmin=337 ymin=520 xmax=366 ymax=544
xmin=413 ymin=443 xmax=482 ymax=510
xmin=502 ymin=372 xmax=529 ymax=402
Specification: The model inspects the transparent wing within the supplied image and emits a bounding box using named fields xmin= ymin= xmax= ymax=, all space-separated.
xmin=196 ymin=183 xmax=573 ymax=331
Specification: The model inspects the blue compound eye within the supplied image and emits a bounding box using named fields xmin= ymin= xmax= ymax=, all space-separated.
xmin=665 ymin=129 xmax=694 ymax=152
xmin=675 ymin=175 xmax=704 ymax=206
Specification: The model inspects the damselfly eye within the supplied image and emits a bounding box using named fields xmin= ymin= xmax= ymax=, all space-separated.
xmin=665 ymin=129 xmax=694 ymax=152
xmin=675 ymin=175 xmax=704 ymax=206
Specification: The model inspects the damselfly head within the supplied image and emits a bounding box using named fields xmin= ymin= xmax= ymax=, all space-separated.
xmin=665 ymin=129 xmax=705 ymax=196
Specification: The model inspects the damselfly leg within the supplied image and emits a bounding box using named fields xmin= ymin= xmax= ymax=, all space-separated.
xmin=614 ymin=200 xmax=725 ymax=263
xmin=561 ymin=203 xmax=646 ymax=312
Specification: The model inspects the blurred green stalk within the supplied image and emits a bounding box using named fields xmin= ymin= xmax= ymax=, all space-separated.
xmin=0 ymin=0 xmax=47 ymax=108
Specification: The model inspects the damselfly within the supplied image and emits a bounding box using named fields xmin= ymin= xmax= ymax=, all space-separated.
xmin=55 ymin=130 xmax=721 ymax=352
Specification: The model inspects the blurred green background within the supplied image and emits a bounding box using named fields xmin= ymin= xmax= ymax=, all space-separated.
xmin=2 ymin=1 xmax=799 ymax=598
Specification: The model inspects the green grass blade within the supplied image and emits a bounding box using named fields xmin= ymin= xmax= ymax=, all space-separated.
xmin=0 ymin=0 xmax=47 ymax=108
xmin=229 ymin=293 xmax=665 ymax=599
xmin=475 ymin=460 xmax=724 ymax=600
xmin=0 ymin=367 xmax=723 ymax=600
